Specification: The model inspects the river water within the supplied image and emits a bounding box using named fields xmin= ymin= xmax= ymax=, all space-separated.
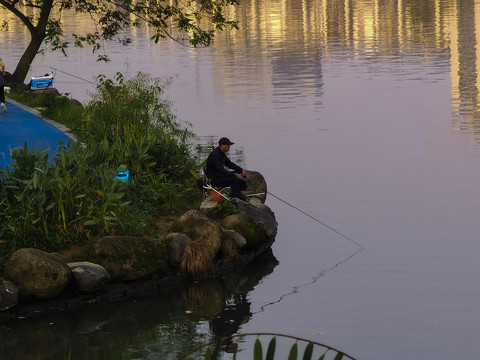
xmin=2 ymin=0 xmax=480 ymax=359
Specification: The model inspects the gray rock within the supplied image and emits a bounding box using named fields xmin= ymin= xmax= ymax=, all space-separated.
xmin=222 ymin=213 xmax=267 ymax=246
xmin=3 ymin=248 xmax=71 ymax=300
xmin=68 ymin=262 xmax=110 ymax=292
xmin=237 ymin=201 xmax=278 ymax=239
xmin=244 ymin=170 xmax=267 ymax=203
xmin=251 ymin=202 xmax=275 ymax=218
xmin=0 ymin=278 xmax=18 ymax=310
xmin=223 ymin=229 xmax=247 ymax=249
xmin=166 ymin=233 xmax=192 ymax=267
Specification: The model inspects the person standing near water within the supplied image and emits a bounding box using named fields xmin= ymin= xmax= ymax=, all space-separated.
xmin=0 ymin=58 xmax=7 ymax=112
xmin=205 ymin=137 xmax=248 ymax=202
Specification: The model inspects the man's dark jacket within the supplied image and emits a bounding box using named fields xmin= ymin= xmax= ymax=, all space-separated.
xmin=205 ymin=147 xmax=242 ymax=178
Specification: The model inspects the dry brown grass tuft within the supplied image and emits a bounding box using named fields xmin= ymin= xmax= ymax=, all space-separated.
xmin=180 ymin=240 xmax=213 ymax=279
xmin=221 ymin=238 xmax=242 ymax=265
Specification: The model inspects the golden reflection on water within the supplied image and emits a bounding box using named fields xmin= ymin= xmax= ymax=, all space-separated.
xmin=220 ymin=0 xmax=480 ymax=141
xmin=1 ymin=0 xmax=480 ymax=140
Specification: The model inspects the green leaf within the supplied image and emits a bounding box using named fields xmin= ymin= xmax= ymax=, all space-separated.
xmin=318 ymin=349 xmax=328 ymax=360
xmin=210 ymin=342 xmax=221 ymax=360
xmin=102 ymin=215 xmax=117 ymax=221
xmin=205 ymin=347 xmax=212 ymax=360
xmin=302 ymin=342 xmax=314 ymax=360
xmin=288 ymin=343 xmax=298 ymax=360
xmin=266 ymin=337 xmax=276 ymax=360
xmin=33 ymin=172 xmax=38 ymax=189
xmin=83 ymin=219 xmax=99 ymax=226
xmin=46 ymin=202 xmax=56 ymax=211
xmin=190 ymin=169 xmax=200 ymax=179
xmin=333 ymin=353 xmax=344 ymax=360
xmin=254 ymin=338 xmax=263 ymax=360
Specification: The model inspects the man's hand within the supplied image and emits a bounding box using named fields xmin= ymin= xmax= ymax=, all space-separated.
xmin=235 ymin=171 xmax=247 ymax=180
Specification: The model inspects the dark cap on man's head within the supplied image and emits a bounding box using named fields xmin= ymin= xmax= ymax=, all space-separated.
xmin=219 ymin=137 xmax=235 ymax=146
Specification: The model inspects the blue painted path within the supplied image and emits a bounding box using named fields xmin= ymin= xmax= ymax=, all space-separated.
xmin=0 ymin=99 xmax=73 ymax=169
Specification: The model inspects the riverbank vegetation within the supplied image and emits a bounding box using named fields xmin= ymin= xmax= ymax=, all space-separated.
xmin=0 ymin=73 xmax=201 ymax=261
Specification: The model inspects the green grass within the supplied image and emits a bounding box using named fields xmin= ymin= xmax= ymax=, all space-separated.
xmin=7 ymin=86 xmax=84 ymax=131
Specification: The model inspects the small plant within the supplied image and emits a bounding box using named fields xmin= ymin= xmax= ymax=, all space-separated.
xmin=206 ymin=200 xmax=239 ymax=219
xmin=178 ymin=333 xmax=356 ymax=360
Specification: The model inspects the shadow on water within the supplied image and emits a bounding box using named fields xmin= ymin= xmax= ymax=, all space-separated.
xmin=0 ymin=250 xmax=278 ymax=360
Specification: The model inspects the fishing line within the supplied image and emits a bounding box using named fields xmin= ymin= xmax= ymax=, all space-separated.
xmin=253 ymin=247 xmax=363 ymax=316
xmin=49 ymin=67 xmax=96 ymax=84
xmin=267 ymin=191 xmax=365 ymax=249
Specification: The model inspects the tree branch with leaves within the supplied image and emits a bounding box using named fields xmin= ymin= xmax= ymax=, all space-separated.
xmin=0 ymin=0 xmax=239 ymax=84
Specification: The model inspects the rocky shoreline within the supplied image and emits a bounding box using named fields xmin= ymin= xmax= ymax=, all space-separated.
xmin=0 ymin=171 xmax=278 ymax=320
xmin=0 ymin=237 xmax=274 ymax=321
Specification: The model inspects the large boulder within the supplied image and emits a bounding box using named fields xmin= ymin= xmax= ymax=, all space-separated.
xmin=89 ymin=236 xmax=168 ymax=282
xmin=222 ymin=213 xmax=266 ymax=247
xmin=165 ymin=233 xmax=193 ymax=267
xmin=3 ymin=248 xmax=71 ymax=300
xmin=237 ymin=202 xmax=278 ymax=239
xmin=0 ymin=278 xmax=18 ymax=310
xmin=68 ymin=262 xmax=110 ymax=292
xmin=245 ymin=170 xmax=268 ymax=204
xmin=222 ymin=202 xmax=278 ymax=247
xmin=177 ymin=210 xmax=223 ymax=257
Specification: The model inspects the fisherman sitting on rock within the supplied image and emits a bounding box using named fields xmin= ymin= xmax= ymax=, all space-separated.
xmin=205 ymin=137 xmax=248 ymax=202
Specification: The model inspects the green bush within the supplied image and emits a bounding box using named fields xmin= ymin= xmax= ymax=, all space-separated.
xmin=0 ymin=73 xmax=201 ymax=254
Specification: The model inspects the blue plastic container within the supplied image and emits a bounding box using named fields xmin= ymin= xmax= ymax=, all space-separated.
xmin=31 ymin=73 xmax=55 ymax=90
xmin=114 ymin=170 xmax=130 ymax=183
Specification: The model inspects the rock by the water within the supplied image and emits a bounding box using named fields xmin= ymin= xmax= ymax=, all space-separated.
xmin=177 ymin=210 xmax=223 ymax=257
xmin=3 ymin=248 xmax=71 ymax=300
xmin=68 ymin=262 xmax=110 ymax=292
xmin=89 ymin=236 xmax=168 ymax=282
xmin=251 ymin=202 xmax=275 ymax=218
xmin=222 ymin=201 xmax=277 ymax=247
xmin=223 ymin=229 xmax=247 ymax=249
xmin=166 ymin=233 xmax=192 ymax=267
xmin=0 ymin=278 xmax=18 ymax=310
xmin=244 ymin=170 xmax=267 ymax=203
xmin=237 ymin=202 xmax=278 ymax=239
xmin=222 ymin=213 xmax=267 ymax=246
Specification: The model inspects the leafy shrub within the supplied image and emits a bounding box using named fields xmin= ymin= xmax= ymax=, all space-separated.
xmin=0 ymin=73 xmax=201 ymax=254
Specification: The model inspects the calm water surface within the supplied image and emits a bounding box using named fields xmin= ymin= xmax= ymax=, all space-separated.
xmin=2 ymin=0 xmax=480 ymax=359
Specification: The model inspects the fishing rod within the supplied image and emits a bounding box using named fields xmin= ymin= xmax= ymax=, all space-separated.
xmin=267 ymin=191 xmax=365 ymax=249
xmin=49 ymin=67 xmax=96 ymax=84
